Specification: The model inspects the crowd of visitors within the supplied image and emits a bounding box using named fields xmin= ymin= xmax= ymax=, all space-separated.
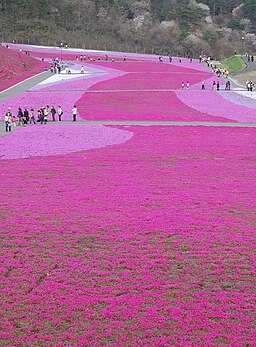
xmin=4 ymin=105 xmax=78 ymax=132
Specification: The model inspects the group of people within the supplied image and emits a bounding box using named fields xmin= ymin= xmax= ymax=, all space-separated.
xmin=4 ymin=105 xmax=78 ymax=132
xmin=37 ymin=105 xmax=64 ymax=124
xmin=245 ymin=53 xmax=254 ymax=63
xmin=181 ymin=80 xmax=230 ymax=91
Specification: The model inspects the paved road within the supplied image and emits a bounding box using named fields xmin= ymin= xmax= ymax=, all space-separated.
xmin=1 ymin=120 xmax=256 ymax=139
xmin=0 ymin=71 xmax=52 ymax=103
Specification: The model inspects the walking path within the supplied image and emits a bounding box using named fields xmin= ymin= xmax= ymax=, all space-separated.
xmin=1 ymin=120 xmax=256 ymax=138
xmin=0 ymin=71 xmax=51 ymax=103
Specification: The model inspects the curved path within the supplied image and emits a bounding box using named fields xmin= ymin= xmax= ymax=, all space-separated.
xmin=0 ymin=71 xmax=51 ymax=102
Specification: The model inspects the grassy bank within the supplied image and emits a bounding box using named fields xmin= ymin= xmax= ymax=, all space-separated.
xmin=221 ymin=56 xmax=246 ymax=73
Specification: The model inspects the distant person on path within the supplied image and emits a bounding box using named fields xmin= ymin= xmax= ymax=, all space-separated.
xmin=37 ymin=109 xmax=41 ymax=122
xmin=72 ymin=105 xmax=78 ymax=122
xmin=51 ymin=106 xmax=56 ymax=121
xmin=58 ymin=106 xmax=63 ymax=121
xmin=11 ymin=115 xmax=16 ymax=127
xmin=186 ymin=81 xmax=190 ymax=90
xmin=181 ymin=82 xmax=185 ymax=90
xmin=45 ymin=105 xmax=50 ymax=121
xmin=225 ymin=81 xmax=230 ymax=91
xmin=29 ymin=108 xmax=36 ymax=124
xmin=23 ymin=108 xmax=29 ymax=124
xmin=17 ymin=107 xmax=23 ymax=126
xmin=216 ymin=81 xmax=220 ymax=91
xmin=40 ymin=108 xmax=47 ymax=124
xmin=80 ymin=66 xmax=84 ymax=74
xmin=201 ymin=80 xmax=205 ymax=90
xmin=5 ymin=108 xmax=12 ymax=132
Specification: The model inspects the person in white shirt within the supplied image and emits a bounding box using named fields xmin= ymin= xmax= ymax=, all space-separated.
xmin=72 ymin=106 xmax=78 ymax=122
xmin=5 ymin=109 xmax=12 ymax=132
xmin=58 ymin=106 xmax=63 ymax=121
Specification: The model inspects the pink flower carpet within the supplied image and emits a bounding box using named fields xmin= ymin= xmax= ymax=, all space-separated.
xmin=0 ymin=44 xmax=255 ymax=347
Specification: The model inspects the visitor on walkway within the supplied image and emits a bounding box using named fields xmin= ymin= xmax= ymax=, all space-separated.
xmin=181 ymin=82 xmax=185 ymax=90
xmin=11 ymin=115 xmax=16 ymax=127
xmin=72 ymin=105 xmax=78 ymax=122
xmin=51 ymin=106 xmax=56 ymax=121
xmin=24 ymin=108 xmax=29 ymax=124
xmin=186 ymin=81 xmax=190 ymax=90
xmin=17 ymin=107 xmax=23 ymax=126
xmin=225 ymin=81 xmax=230 ymax=91
xmin=81 ymin=66 xmax=84 ymax=74
xmin=216 ymin=81 xmax=220 ymax=91
xmin=45 ymin=105 xmax=50 ymax=121
xmin=40 ymin=108 xmax=47 ymax=124
xmin=58 ymin=106 xmax=63 ymax=121
xmin=201 ymin=80 xmax=205 ymax=90
xmin=5 ymin=108 xmax=12 ymax=132
xmin=29 ymin=108 xmax=36 ymax=124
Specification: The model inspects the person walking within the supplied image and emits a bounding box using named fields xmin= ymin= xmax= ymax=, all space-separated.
xmin=24 ymin=108 xmax=29 ymax=124
xmin=216 ymin=81 xmax=220 ymax=91
xmin=45 ymin=105 xmax=50 ymax=120
xmin=5 ymin=109 xmax=12 ymax=132
xmin=40 ymin=108 xmax=47 ymax=124
xmin=29 ymin=108 xmax=36 ymax=124
xmin=186 ymin=81 xmax=190 ymax=90
xmin=11 ymin=115 xmax=16 ymax=128
xmin=72 ymin=105 xmax=78 ymax=122
xmin=201 ymin=80 xmax=205 ymax=90
xmin=51 ymin=106 xmax=56 ymax=121
xmin=181 ymin=82 xmax=185 ymax=90
xmin=17 ymin=107 xmax=23 ymax=125
xmin=58 ymin=106 xmax=63 ymax=121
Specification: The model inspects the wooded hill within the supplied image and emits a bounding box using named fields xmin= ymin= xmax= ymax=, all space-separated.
xmin=0 ymin=0 xmax=255 ymax=58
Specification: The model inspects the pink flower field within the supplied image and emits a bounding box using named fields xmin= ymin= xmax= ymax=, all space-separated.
xmin=1 ymin=126 xmax=256 ymax=346
xmin=0 ymin=45 xmax=256 ymax=347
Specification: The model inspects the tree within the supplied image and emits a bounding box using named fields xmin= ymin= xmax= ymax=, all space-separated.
xmin=243 ymin=0 xmax=256 ymax=31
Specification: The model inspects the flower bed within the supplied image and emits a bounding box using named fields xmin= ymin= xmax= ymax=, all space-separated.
xmin=176 ymin=89 xmax=256 ymax=123
xmin=77 ymin=90 xmax=230 ymax=122
xmin=0 ymin=124 xmax=133 ymax=160
xmin=0 ymin=125 xmax=255 ymax=346
xmin=0 ymin=46 xmax=48 ymax=92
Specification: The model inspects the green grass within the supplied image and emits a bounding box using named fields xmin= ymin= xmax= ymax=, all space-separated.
xmin=221 ymin=56 xmax=246 ymax=73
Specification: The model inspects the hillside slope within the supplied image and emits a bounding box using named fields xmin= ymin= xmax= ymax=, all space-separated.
xmin=0 ymin=0 xmax=255 ymax=58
